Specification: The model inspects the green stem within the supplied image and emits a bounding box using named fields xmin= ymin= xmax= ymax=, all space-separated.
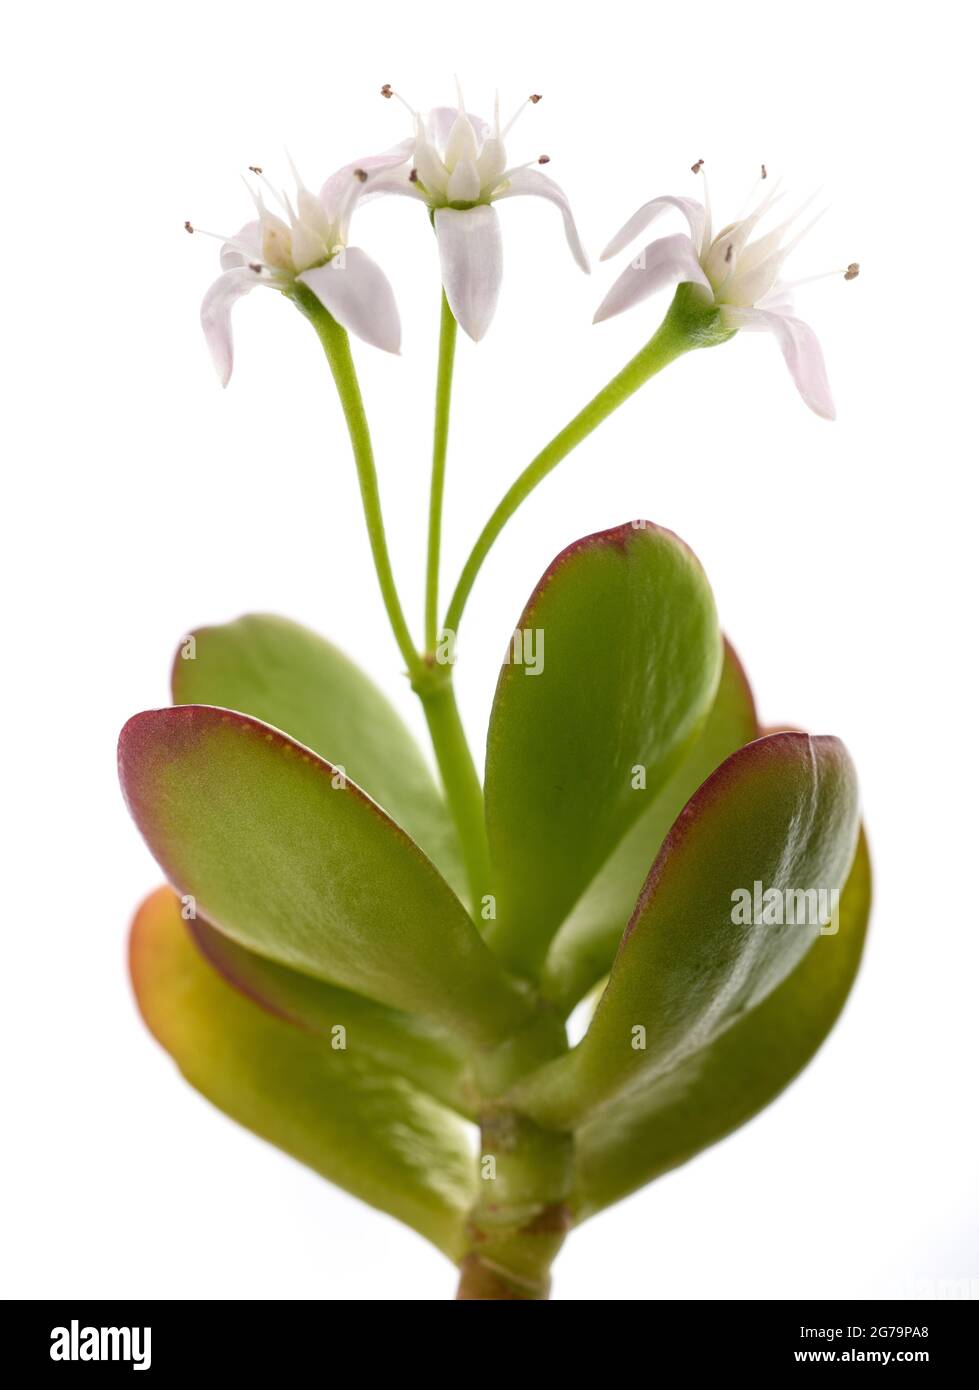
xmin=417 ymin=675 xmax=492 ymax=915
xmin=294 ymin=286 xmax=423 ymax=682
xmin=456 ymin=1113 xmax=573 ymax=1300
xmin=425 ymin=293 xmax=458 ymax=653
xmin=295 ymin=287 xmax=491 ymax=913
xmin=443 ymin=292 xmax=723 ymax=637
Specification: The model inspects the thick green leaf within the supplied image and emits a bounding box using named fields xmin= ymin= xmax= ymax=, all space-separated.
xmin=541 ymin=639 xmax=758 ymax=1012
xmin=171 ymin=614 xmax=466 ymax=902
xmin=484 ymin=523 xmax=722 ymax=979
xmin=131 ymin=886 xmax=475 ymax=1257
xmin=509 ymin=732 xmax=860 ymax=1128
xmin=190 ymin=918 xmax=474 ymax=1116
xmin=119 ymin=705 xmax=530 ymax=1046
xmin=572 ymin=829 xmax=872 ymax=1217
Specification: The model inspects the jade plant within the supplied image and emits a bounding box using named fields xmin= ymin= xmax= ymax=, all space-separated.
xmin=121 ymin=87 xmax=868 ymax=1300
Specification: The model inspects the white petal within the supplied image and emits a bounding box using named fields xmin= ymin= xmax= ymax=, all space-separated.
xmin=298 ymin=248 xmax=401 ymax=354
xmin=600 ymin=196 xmax=706 ymax=261
xmin=476 ymin=136 xmax=508 ymax=189
xmin=220 ymin=220 xmax=263 ymax=269
xmin=444 ymin=112 xmax=480 ymax=168
xmin=427 ymin=106 xmax=490 ymax=152
xmin=446 ymin=157 xmax=482 ymax=203
xmin=593 ymin=233 xmax=710 ymax=324
xmin=434 ymin=205 xmax=503 ymax=342
xmin=200 ymin=267 xmax=263 ymax=386
xmin=355 ymin=171 xmax=427 ymax=203
xmin=319 ymin=143 xmax=414 ymax=221
xmin=756 ymin=282 xmax=795 ymax=315
xmin=493 ymin=167 xmax=590 ymax=273
xmin=414 ymin=136 xmax=450 ymax=198
xmin=722 ymin=305 xmax=835 ymax=420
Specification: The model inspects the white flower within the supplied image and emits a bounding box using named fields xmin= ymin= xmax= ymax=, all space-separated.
xmin=190 ymin=152 xmax=407 ymax=385
xmin=594 ymin=165 xmax=858 ymax=419
xmin=370 ymin=85 xmax=590 ymax=341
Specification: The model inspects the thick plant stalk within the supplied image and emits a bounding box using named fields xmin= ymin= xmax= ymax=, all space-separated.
xmin=457 ymin=1113 xmax=573 ymax=1300
xmin=458 ymin=1011 xmax=573 ymax=1299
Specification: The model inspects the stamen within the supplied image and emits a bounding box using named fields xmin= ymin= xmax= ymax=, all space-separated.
xmin=249 ymin=170 xmax=291 ymax=216
xmin=184 ymin=220 xmax=268 ymax=267
xmin=502 ymin=93 xmax=542 ymax=139
xmin=499 ymin=155 xmax=552 ymax=181
xmin=781 ymin=263 xmax=859 ymax=291
xmin=380 ymin=83 xmax=416 ymax=117
xmin=692 ymin=162 xmax=712 ymax=254
xmin=408 ymin=168 xmax=419 ymax=183
xmin=735 ymin=173 xmax=784 ymax=227
xmin=725 ymin=243 xmax=734 ymax=263
xmin=248 ymin=165 xmax=263 ymax=175
xmin=353 ymin=168 xmax=368 ymax=182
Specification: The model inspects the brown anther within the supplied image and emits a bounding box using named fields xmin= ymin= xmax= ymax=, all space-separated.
xmin=381 ymin=83 xmax=393 ymax=98
xmin=844 ymin=262 xmax=860 ymax=281
xmin=725 ymin=243 xmax=734 ymax=263
xmin=249 ymin=262 xmax=262 ymax=273
xmin=529 ymin=93 xmax=542 ymax=104
xmin=248 ymin=165 xmax=263 ymax=175
xmin=691 ymin=159 xmax=704 ymax=174
xmin=353 ymin=167 xmax=368 ymax=182
xmin=408 ymin=168 xmax=419 ymax=183
xmin=538 ymin=154 xmax=551 ymax=164
xmin=184 ymin=220 xmax=194 ymax=234
xmin=761 ymin=163 xmax=768 ymax=179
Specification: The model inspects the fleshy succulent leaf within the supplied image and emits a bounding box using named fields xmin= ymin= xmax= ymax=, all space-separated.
xmin=171 ymin=614 xmax=466 ymax=902
xmin=130 ymin=886 xmax=476 ymax=1257
xmin=190 ymin=917 xmax=474 ymax=1116
xmin=509 ymin=732 xmax=861 ymax=1128
xmin=540 ymin=639 xmax=758 ymax=1012
xmin=483 ymin=522 xmax=723 ymax=979
xmin=118 ymin=705 xmax=530 ymax=1046
xmin=572 ymin=829 xmax=872 ymax=1217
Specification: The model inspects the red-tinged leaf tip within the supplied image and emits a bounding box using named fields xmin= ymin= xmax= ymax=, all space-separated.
xmin=624 ymin=731 xmax=855 ymax=945
xmin=119 ymin=703 xmax=414 ymax=856
xmin=532 ymin=519 xmax=707 ymax=604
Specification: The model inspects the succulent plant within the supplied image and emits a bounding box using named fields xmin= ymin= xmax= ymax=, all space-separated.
xmin=121 ymin=523 xmax=869 ymax=1300
xmin=123 ymin=88 xmax=866 ymax=1299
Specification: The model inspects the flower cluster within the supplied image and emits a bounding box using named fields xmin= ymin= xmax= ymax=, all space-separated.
xmin=189 ymin=86 xmax=857 ymax=416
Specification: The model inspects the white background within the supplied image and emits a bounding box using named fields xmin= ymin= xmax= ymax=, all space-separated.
xmin=3 ymin=0 xmax=976 ymax=1301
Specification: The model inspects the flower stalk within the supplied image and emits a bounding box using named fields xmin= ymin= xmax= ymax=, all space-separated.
xmin=443 ymin=285 xmax=732 ymax=635
xmin=415 ymin=671 xmax=491 ymax=916
xmin=425 ymin=291 xmax=458 ymax=654
xmin=293 ymin=286 xmax=423 ymax=682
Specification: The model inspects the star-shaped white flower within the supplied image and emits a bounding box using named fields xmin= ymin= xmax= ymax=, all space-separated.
xmin=594 ymin=165 xmax=858 ymax=419
xmin=191 ymin=152 xmax=407 ymax=385
xmin=369 ymin=85 xmax=590 ymax=341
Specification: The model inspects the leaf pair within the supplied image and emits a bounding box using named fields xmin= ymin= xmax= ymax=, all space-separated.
xmin=121 ymin=522 xmax=869 ymax=1256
